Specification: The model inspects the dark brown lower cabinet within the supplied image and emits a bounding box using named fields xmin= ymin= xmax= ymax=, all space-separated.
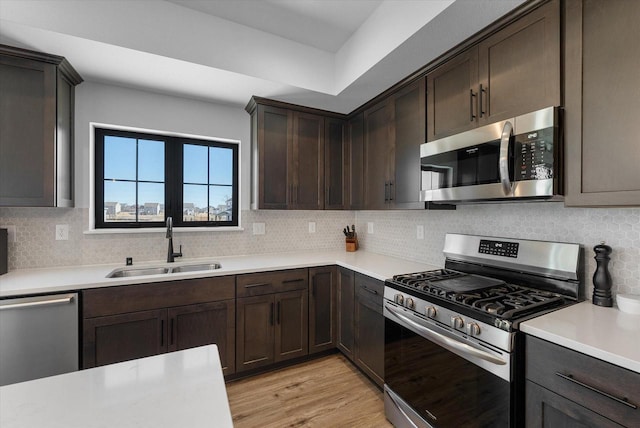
xmin=82 ymin=276 xmax=236 ymax=375
xmin=236 ymin=289 xmax=308 ymax=372
xmin=337 ymin=267 xmax=355 ymax=359
xmin=308 ymin=266 xmax=337 ymax=354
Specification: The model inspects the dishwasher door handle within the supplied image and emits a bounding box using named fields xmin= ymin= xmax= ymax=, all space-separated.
xmin=0 ymin=295 xmax=75 ymax=311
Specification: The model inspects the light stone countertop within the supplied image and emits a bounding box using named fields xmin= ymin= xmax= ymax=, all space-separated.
xmin=0 ymin=250 xmax=437 ymax=298
xmin=0 ymin=345 xmax=232 ymax=428
xmin=520 ymin=301 xmax=640 ymax=374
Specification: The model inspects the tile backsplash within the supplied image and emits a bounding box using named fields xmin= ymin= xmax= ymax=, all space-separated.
xmin=2 ymin=203 xmax=638 ymax=299
xmin=356 ymin=203 xmax=640 ymax=298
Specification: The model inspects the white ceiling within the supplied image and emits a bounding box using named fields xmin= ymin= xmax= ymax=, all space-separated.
xmin=0 ymin=0 xmax=526 ymax=113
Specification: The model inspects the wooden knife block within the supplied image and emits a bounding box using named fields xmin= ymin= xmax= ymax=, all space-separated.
xmin=345 ymin=235 xmax=358 ymax=252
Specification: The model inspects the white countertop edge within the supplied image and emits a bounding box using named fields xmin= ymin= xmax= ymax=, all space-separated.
xmin=520 ymin=302 xmax=640 ymax=374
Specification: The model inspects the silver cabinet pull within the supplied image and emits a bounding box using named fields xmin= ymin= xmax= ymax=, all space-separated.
xmin=499 ymin=120 xmax=513 ymax=195
xmin=0 ymin=296 xmax=74 ymax=310
xmin=244 ymin=282 xmax=271 ymax=288
xmin=556 ymin=372 xmax=638 ymax=409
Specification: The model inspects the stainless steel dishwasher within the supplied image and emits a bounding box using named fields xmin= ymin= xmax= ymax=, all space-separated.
xmin=0 ymin=293 xmax=78 ymax=386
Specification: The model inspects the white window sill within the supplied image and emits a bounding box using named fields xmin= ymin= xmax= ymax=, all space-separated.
xmin=83 ymin=226 xmax=244 ymax=235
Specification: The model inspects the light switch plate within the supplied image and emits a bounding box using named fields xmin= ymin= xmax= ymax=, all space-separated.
xmin=252 ymin=222 xmax=265 ymax=235
xmin=55 ymin=224 xmax=69 ymax=241
xmin=308 ymin=222 xmax=316 ymax=233
xmin=367 ymin=222 xmax=374 ymax=234
xmin=417 ymin=225 xmax=424 ymax=240
xmin=0 ymin=225 xmax=16 ymax=242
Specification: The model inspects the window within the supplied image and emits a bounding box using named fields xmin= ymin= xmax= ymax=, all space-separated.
xmin=95 ymin=127 xmax=239 ymax=229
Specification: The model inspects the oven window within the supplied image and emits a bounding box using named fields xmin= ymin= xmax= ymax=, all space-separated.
xmin=385 ymin=319 xmax=511 ymax=427
xmin=421 ymin=140 xmax=501 ymax=189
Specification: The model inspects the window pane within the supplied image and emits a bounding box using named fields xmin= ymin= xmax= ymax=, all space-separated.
xmin=138 ymin=139 xmax=165 ymax=182
xmin=210 ymin=185 xmax=233 ymax=222
xmin=138 ymin=182 xmax=165 ymax=222
xmin=209 ymin=147 xmax=233 ymax=185
xmin=183 ymin=144 xmax=208 ymax=184
xmin=104 ymin=136 xmax=136 ymax=180
xmin=183 ymin=184 xmax=208 ymax=222
xmin=103 ymin=181 xmax=136 ymax=222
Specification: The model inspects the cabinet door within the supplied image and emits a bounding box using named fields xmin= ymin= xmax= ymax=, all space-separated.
xmin=526 ymin=381 xmax=623 ymax=428
xmin=390 ymin=78 xmax=425 ymax=209
xmin=56 ymin=71 xmax=74 ymax=207
xmin=364 ymin=100 xmax=392 ymax=209
xmin=274 ymin=290 xmax=308 ymax=362
xmin=347 ymin=113 xmax=365 ymax=210
xmin=354 ymin=293 xmax=384 ymax=387
xmin=0 ymin=56 xmax=56 ymax=206
xmin=292 ymin=112 xmax=324 ymax=209
xmin=478 ymin=0 xmax=560 ymax=124
xmin=308 ymin=266 xmax=337 ymax=354
xmin=324 ymin=118 xmax=346 ymax=209
xmin=236 ymin=295 xmax=274 ymax=372
xmin=426 ymin=47 xmax=478 ymax=142
xmin=168 ymin=300 xmax=235 ymax=375
xmin=257 ymin=105 xmax=291 ymax=209
xmin=337 ymin=267 xmax=355 ymax=359
xmin=83 ymin=309 xmax=166 ymax=368
xmin=564 ymin=0 xmax=640 ymax=206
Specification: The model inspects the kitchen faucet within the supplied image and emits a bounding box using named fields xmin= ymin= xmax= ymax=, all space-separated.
xmin=166 ymin=217 xmax=182 ymax=263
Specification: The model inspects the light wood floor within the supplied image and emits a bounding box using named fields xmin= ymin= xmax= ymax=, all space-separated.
xmin=226 ymin=354 xmax=393 ymax=427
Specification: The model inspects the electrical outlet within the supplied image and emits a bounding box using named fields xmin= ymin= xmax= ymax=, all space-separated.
xmin=367 ymin=222 xmax=374 ymax=234
xmin=0 ymin=225 xmax=16 ymax=242
xmin=417 ymin=225 xmax=424 ymax=240
xmin=252 ymin=222 xmax=265 ymax=235
xmin=55 ymin=224 xmax=69 ymax=241
xmin=308 ymin=222 xmax=316 ymax=233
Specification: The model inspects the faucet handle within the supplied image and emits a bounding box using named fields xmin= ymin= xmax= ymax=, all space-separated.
xmin=178 ymin=245 xmax=183 ymax=257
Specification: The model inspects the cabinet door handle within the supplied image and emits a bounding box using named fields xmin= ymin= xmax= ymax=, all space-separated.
xmin=160 ymin=319 xmax=165 ymax=347
xmin=469 ymin=89 xmax=477 ymax=121
xmin=384 ymin=181 xmax=389 ymax=202
xmin=283 ymin=278 xmax=305 ymax=284
xmin=276 ymin=301 xmax=281 ymax=325
xmin=270 ymin=302 xmax=274 ymax=326
xmin=555 ymin=372 xmax=638 ymax=409
xmin=479 ymin=84 xmax=486 ymax=118
xmin=245 ymin=282 xmax=271 ymax=288
xmin=389 ymin=181 xmax=394 ymax=201
xmin=170 ymin=318 xmax=175 ymax=346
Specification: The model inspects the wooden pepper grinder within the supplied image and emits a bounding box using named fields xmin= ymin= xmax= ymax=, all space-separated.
xmin=592 ymin=242 xmax=613 ymax=307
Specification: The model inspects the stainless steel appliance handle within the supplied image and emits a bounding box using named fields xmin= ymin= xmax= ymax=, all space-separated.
xmin=499 ymin=120 xmax=513 ymax=195
xmin=386 ymin=389 xmax=420 ymax=428
xmin=0 ymin=296 xmax=74 ymax=311
xmin=385 ymin=304 xmax=507 ymax=366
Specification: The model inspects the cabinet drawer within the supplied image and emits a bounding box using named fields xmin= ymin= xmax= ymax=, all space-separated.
xmin=236 ymin=268 xmax=308 ymax=297
xmin=83 ymin=276 xmax=235 ymax=318
xmin=526 ymin=335 xmax=640 ymax=426
xmin=355 ymin=273 xmax=384 ymax=308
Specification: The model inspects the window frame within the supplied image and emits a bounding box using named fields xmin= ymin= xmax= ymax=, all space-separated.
xmin=94 ymin=126 xmax=239 ymax=230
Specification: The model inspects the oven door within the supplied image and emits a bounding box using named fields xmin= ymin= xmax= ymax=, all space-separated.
xmin=384 ymin=302 xmax=513 ymax=428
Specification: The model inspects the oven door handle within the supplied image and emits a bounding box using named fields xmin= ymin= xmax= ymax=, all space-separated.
xmin=499 ymin=120 xmax=513 ymax=196
xmin=385 ymin=304 xmax=507 ymax=366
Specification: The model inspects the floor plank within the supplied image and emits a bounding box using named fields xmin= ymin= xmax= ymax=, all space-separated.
xmin=226 ymin=354 xmax=392 ymax=427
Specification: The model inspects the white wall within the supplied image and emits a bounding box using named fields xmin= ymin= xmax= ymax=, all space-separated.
xmin=74 ymin=82 xmax=252 ymax=210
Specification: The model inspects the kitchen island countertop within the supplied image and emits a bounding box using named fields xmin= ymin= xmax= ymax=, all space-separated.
xmin=520 ymin=301 xmax=640 ymax=374
xmin=0 ymin=345 xmax=232 ymax=428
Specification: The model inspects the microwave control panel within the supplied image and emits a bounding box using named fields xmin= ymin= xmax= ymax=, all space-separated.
xmin=514 ymin=127 xmax=555 ymax=181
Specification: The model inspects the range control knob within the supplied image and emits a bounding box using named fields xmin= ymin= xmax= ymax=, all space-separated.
xmin=466 ymin=322 xmax=481 ymax=336
xmin=451 ymin=316 xmax=465 ymax=330
xmin=394 ymin=294 xmax=404 ymax=305
xmin=405 ymin=297 xmax=415 ymax=310
xmin=426 ymin=306 xmax=437 ymax=318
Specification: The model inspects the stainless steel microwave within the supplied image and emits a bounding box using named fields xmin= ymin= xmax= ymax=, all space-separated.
xmin=420 ymin=106 xmax=562 ymax=204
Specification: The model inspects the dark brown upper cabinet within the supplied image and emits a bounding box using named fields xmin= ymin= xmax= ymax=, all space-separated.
xmin=324 ymin=118 xmax=347 ymax=210
xmin=248 ymin=99 xmax=332 ymax=210
xmin=426 ymin=0 xmax=560 ymax=142
xmin=564 ymin=0 xmax=640 ymax=206
xmin=364 ymin=78 xmax=425 ymax=209
xmin=0 ymin=45 xmax=82 ymax=207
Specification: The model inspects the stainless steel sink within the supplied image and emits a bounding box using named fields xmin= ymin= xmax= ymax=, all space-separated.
xmin=170 ymin=262 xmax=222 ymax=273
xmin=106 ymin=262 xmax=222 ymax=278
xmin=107 ymin=267 xmax=171 ymax=278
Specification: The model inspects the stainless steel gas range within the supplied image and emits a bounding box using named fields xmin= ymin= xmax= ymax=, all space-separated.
xmin=383 ymin=233 xmax=583 ymax=428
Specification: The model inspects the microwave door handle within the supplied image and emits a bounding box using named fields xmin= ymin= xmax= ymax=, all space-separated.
xmin=499 ymin=120 xmax=513 ymax=195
